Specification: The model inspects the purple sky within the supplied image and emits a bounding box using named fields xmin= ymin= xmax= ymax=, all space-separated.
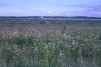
xmin=0 ymin=0 xmax=101 ymax=17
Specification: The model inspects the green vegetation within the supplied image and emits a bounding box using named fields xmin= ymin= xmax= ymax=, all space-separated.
xmin=0 ymin=31 xmax=101 ymax=67
xmin=0 ymin=19 xmax=101 ymax=27
xmin=0 ymin=19 xmax=101 ymax=67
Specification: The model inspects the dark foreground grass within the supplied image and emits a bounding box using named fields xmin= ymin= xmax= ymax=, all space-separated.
xmin=0 ymin=31 xmax=101 ymax=67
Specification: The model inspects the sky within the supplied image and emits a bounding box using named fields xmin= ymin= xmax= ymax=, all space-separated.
xmin=0 ymin=0 xmax=101 ymax=17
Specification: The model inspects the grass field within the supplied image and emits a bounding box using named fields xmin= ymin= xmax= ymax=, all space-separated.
xmin=0 ymin=18 xmax=101 ymax=67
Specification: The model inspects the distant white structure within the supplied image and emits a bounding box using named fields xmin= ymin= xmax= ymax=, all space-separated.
xmin=41 ymin=16 xmax=43 ymax=19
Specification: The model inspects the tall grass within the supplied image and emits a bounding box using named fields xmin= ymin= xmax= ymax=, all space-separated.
xmin=0 ymin=31 xmax=101 ymax=67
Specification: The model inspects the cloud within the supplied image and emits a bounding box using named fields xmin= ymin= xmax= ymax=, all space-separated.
xmin=0 ymin=3 xmax=6 ymax=7
xmin=75 ymin=3 xmax=101 ymax=11
xmin=75 ymin=3 xmax=101 ymax=16
xmin=58 ymin=2 xmax=101 ymax=11
xmin=57 ymin=2 xmax=101 ymax=17
xmin=0 ymin=2 xmax=11 ymax=7
xmin=57 ymin=3 xmax=68 ymax=6
xmin=48 ymin=11 xmax=52 ymax=14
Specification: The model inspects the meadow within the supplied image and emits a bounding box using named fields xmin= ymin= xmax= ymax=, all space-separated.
xmin=0 ymin=18 xmax=101 ymax=67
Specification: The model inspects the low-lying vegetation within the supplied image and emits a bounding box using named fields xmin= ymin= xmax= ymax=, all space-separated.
xmin=0 ymin=31 xmax=101 ymax=67
xmin=0 ymin=19 xmax=101 ymax=67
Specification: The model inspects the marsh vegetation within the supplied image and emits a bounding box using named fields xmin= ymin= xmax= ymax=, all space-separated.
xmin=0 ymin=18 xmax=101 ymax=67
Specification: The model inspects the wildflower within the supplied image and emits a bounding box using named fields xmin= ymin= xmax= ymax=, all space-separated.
xmin=67 ymin=35 xmax=70 ymax=39
xmin=35 ymin=47 xmax=38 ymax=51
xmin=63 ymin=33 xmax=66 ymax=37
xmin=31 ymin=47 xmax=34 ymax=49
xmin=13 ymin=44 xmax=17 ymax=47
xmin=17 ymin=53 xmax=19 ymax=56
xmin=84 ymin=38 xmax=88 ymax=42
xmin=8 ymin=48 xmax=11 ymax=50
xmin=72 ymin=41 xmax=75 ymax=45
xmin=48 ymin=42 xmax=51 ymax=45
xmin=60 ymin=52 xmax=62 ymax=56
xmin=44 ymin=45 xmax=48 ymax=49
